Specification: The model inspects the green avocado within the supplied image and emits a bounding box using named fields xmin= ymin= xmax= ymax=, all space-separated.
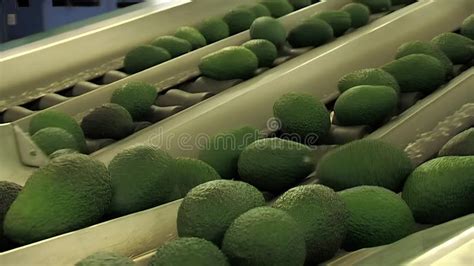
xmin=316 ymin=139 xmax=413 ymax=192
xmin=273 ymin=184 xmax=348 ymax=263
xmin=80 ymin=103 xmax=134 ymax=140
xmin=4 ymin=154 xmax=112 ymax=244
xmin=222 ymin=207 xmax=306 ymax=266
xmin=108 ymin=145 xmax=174 ymax=215
xmin=199 ymin=46 xmax=259 ymax=80
xmin=177 ymin=180 xmax=265 ymax=245
xmin=150 ymin=237 xmax=229 ymax=266
xmin=110 ymin=81 xmax=157 ymax=120
xmin=75 ymin=252 xmax=134 ymax=266
xmin=151 ymin=35 xmax=192 ymax=57
xmin=339 ymin=186 xmax=415 ymax=251
xmin=123 ymin=45 xmax=171 ymax=74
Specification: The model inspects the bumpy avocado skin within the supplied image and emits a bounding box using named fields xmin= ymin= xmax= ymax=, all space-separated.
xmin=223 ymin=8 xmax=256 ymax=34
xmin=438 ymin=128 xmax=474 ymax=157
xmin=81 ymin=103 xmax=134 ymax=140
xmin=177 ymin=180 xmax=265 ymax=245
xmin=249 ymin=4 xmax=272 ymax=17
xmin=243 ymin=39 xmax=278 ymax=67
xmin=198 ymin=126 xmax=261 ymax=180
xmin=0 ymin=181 xmax=22 ymax=251
xmin=32 ymin=127 xmax=80 ymax=155
xmin=123 ymin=45 xmax=171 ymax=74
xmin=340 ymin=186 xmax=415 ymax=251
xmin=382 ymin=54 xmax=445 ymax=93
xmin=431 ymin=32 xmax=474 ymax=64
xmin=317 ymin=139 xmax=413 ymax=192
xmin=75 ymin=252 xmax=134 ymax=266
xmin=108 ymin=145 xmax=174 ymax=215
xmin=338 ymin=68 xmax=400 ymax=93
xmin=341 ymin=3 xmax=370 ymax=28
xmin=150 ymin=237 xmax=229 ymax=266
xmin=4 ymin=154 xmax=112 ymax=244
xmin=29 ymin=110 xmax=87 ymax=153
xmin=222 ymin=207 xmax=306 ymax=266
xmin=249 ymin=16 xmax=287 ymax=47
xmin=461 ymin=14 xmax=474 ymax=40
xmin=259 ymin=0 xmax=295 ymax=18
xmin=151 ymin=36 xmax=192 ymax=57
xmin=238 ymin=138 xmax=314 ymax=193
xmin=273 ymin=92 xmax=331 ymax=141
xmin=288 ymin=18 xmax=333 ymax=48
xmin=311 ymin=10 xmax=352 ymax=37
xmin=110 ymin=81 xmax=157 ymax=120
xmin=334 ymin=85 xmax=398 ymax=126
xmin=197 ymin=18 xmax=230 ymax=44
xmin=402 ymin=156 xmax=474 ymax=224
xmin=175 ymin=27 xmax=207 ymax=50
xmin=396 ymin=40 xmax=454 ymax=77
xmin=166 ymin=157 xmax=221 ymax=201
xmin=273 ymin=184 xmax=349 ymax=263
xmin=199 ymin=46 xmax=259 ymax=80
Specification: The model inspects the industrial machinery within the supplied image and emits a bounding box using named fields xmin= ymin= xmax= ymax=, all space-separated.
xmin=0 ymin=0 xmax=473 ymax=264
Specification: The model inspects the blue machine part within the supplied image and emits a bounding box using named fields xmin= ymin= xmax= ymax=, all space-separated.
xmin=1 ymin=0 xmax=142 ymax=43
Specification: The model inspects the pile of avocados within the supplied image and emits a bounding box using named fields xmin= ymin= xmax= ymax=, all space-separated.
xmin=2 ymin=3 xmax=473 ymax=266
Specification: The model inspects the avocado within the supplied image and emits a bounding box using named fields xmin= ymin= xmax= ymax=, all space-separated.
xmin=167 ymin=157 xmax=221 ymax=201
xmin=273 ymin=184 xmax=348 ymax=263
xmin=238 ymin=138 xmax=314 ymax=192
xmin=32 ymin=127 xmax=80 ymax=155
xmin=438 ymin=128 xmax=474 ymax=157
xmin=249 ymin=4 xmax=272 ymax=17
xmin=4 ymin=154 xmax=112 ymax=244
xmin=175 ymin=27 xmax=207 ymax=50
xmin=431 ymin=32 xmax=474 ymax=64
xmin=337 ymin=68 xmax=400 ymax=93
xmin=353 ymin=0 xmax=391 ymax=13
xmin=288 ymin=0 xmax=311 ymax=10
xmin=123 ymin=45 xmax=171 ymax=74
xmin=223 ymin=8 xmax=256 ymax=34
xmin=222 ymin=207 xmax=306 ymax=266
xmin=198 ymin=126 xmax=261 ymax=180
xmin=311 ymin=11 xmax=352 ymax=37
xmin=110 ymin=81 xmax=157 ymax=120
xmin=108 ymin=145 xmax=174 ymax=215
xmin=288 ymin=18 xmax=333 ymax=48
xmin=0 ymin=181 xmax=22 ymax=251
xmin=461 ymin=14 xmax=474 ymax=40
xmin=197 ymin=18 xmax=230 ymax=44
xmin=382 ymin=54 xmax=445 ymax=93
xmin=402 ymin=156 xmax=474 ymax=224
xmin=396 ymin=40 xmax=454 ymax=77
xmin=260 ymin=0 xmax=294 ymax=18
xmin=242 ymin=39 xmax=278 ymax=67
xmin=177 ymin=180 xmax=265 ymax=245
xmin=29 ymin=110 xmax=87 ymax=153
xmin=249 ymin=16 xmax=287 ymax=47
xmin=199 ymin=46 xmax=259 ymax=80
xmin=316 ymin=139 xmax=413 ymax=191
xmin=334 ymin=85 xmax=398 ymax=126
xmin=49 ymin=148 xmax=80 ymax=159
xmin=150 ymin=237 xmax=229 ymax=266
xmin=80 ymin=103 xmax=134 ymax=140
xmin=341 ymin=3 xmax=371 ymax=28
xmin=273 ymin=92 xmax=331 ymax=141
xmin=75 ymin=252 xmax=134 ymax=266
xmin=151 ymin=36 xmax=192 ymax=58
xmin=339 ymin=186 xmax=415 ymax=251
